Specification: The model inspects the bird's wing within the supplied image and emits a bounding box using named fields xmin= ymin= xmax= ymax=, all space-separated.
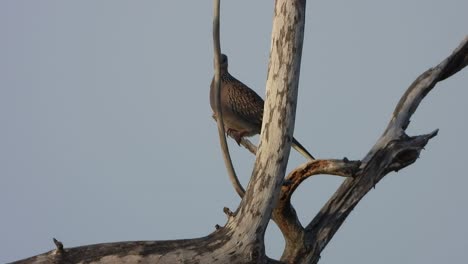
xmin=228 ymin=78 xmax=265 ymax=128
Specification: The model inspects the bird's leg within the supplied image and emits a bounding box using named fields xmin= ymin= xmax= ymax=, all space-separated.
xmin=213 ymin=113 xmax=244 ymax=145
xmin=227 ymin=129 xmax=245 ymax=145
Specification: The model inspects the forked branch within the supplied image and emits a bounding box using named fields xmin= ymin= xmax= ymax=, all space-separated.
xmin=232 ymin=36 xmax=467 ymax=264
xmin=299 ymin=36 xmax=468 ymax=264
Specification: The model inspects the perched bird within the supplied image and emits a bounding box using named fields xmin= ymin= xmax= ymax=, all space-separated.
xmin=210 ymin=54 xmax=315 ymax=160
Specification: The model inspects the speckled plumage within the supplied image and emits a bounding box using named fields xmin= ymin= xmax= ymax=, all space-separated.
xmin=210 ymin=54 xmax=315 ymax=160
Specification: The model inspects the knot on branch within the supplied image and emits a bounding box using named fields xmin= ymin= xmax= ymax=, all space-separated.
xmin=52 ymin=238 xmax=64 ymax=255
xmin=223 ymin=207 xmax=235 ymax=218
xmin=385 ymin=130 xmax=438 ymax=173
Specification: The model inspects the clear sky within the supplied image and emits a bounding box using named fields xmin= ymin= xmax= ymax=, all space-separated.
xmin=1 ymin=1 xmax=467 ymax=263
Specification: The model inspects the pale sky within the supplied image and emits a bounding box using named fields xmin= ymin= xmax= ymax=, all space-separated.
xmin=1 ymin=1 xmax=467 ymax=263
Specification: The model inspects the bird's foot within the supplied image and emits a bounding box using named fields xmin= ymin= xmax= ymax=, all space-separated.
xmin=227 ymin=129 xmax=245 ymax=145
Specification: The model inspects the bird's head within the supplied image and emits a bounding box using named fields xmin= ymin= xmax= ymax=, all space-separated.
xmin=214 ymin=54 xmax=229 ymax=72
xmin=220 ymin=54 xmax=228 ymax=67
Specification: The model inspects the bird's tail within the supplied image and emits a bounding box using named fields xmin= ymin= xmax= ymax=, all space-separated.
xmin=292 ymin=137 xmax=315 ymax=160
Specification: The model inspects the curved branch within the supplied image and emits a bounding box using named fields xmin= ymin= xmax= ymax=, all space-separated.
xmin=212 ymin=0 xmax=245 ymax=197
xmin=283 ymin=159 xmax=360 ymax=200
xmin=272 ymin=159 xmax=360 ymax=263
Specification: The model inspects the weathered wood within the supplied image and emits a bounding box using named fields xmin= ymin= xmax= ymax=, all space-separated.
xmin=240 ymin=37 xmax=467 ymax=264
xmin=220 ymin=0 xmax=308 ymax=261
xmin=302 ymin=37 xmax=468 ymax=264
xmin=272 ymin=159 xmax=359 ymax=262
xmin=10 ymin=1 xmax=468 ymax=262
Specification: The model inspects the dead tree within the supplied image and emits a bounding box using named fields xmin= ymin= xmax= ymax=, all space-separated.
xmin=13 ymin=0 xmax=467 ymax=263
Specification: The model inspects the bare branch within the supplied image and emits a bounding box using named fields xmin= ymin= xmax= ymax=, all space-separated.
xmin=282 ymin=159 xmax=360 ymax=202
xmin=366 ymin=36 xmax=468 ymax=163
xmin=212 ymin=0 xmax=245 ymax=197
xmin=300 ymin=37 xmax=468 ymax=264
xmin=271 ymin=159 xmax=359 ymax=263
xmin=394 ymin=36 xmax=468 ymax=129
xmin=234 ymin=135 xmax=257 ymax=155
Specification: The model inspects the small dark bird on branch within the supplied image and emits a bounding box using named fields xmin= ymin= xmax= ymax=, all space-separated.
xmin=210 ymin=54 xmax=315 ymax=160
